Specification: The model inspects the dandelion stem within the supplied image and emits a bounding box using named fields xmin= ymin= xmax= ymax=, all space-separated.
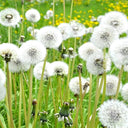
xmin=8 ymin=26 xmax=11 ymax=43
xmin=63 ymin=0 xmax=66 ymax=22
xmin=32 ymin=53 xmax=47 ymax=128
xmin=115 ymin=65 xmax=124 ymax=99
xmin=27 ymin=65 xmax=33 ymax=127
xmin=70 ymin=0 xmax=74 ymax=21
xmin=6 ymin=63 xmax=14 ymax=128
xmin=87 ymin=74 xmax=92 ymax=128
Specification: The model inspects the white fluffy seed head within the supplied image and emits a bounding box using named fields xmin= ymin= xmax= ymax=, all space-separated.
xmin=0 ymin=86 xmax=6 ymax=101
xmin=19 ymin=40 xmax=46 ymax=65
xmin=100 ymin=11 xmax=128 ymax=34
xmin=86 ymin=53 xmax=111 ymax=75
xmin=25 ymin=8 xmax=40 ymax=22
xmin=9 ymin=54 xmax=30 ymax=73
xmin=121 ymin=83 xmax=128 ymax=102
xmin=70 ymin=20 xmax=86 ymax=37
xmin=109 ymin=38 xmax=128 ymax=66
xmin=78 ymin=42 xmax=102 ymax=61
xmin=58 ymin=23 xmax=73 ymax=40
xmin=51 ymin=61 xmax=68 ymax=76
xmin=0 ymin=69 xmax=6 ymax=86
xmin=90 ymin=25 xmax=119 ymax=49
xmin=0 ymin=8 xmax=20 ymax=27
xmin=36 ymin=26 xmax=63 ymax=49
xmin=33 ymin=61 xmax=53 ymax=80
xmin=97 ymin=15 xmax=104 ymax=23
xmin=0 ymin=43 xmax=19 ymax=62
xmin=98 ymin=100 xmax=128 ymax=128
xmin=100 ymin=75 xmax=122 ymax=96
xmin=46 ymin=10 xmax=53 ymax=18
xmin=69 ymin=77 xmax=90 ymax=95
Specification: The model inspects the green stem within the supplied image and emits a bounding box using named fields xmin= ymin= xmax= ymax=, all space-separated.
xmin=87 ymin=74 xmax=92 ymax=128
xmin=32 ymin=53 xmax=47 ymax=128
xmin=27 ymin=65 xmax=33 ymax=127
xmin=63 ymin=0 xmax=66 ymax=22
xmin=18 ymin=73 xmax=22 ymax=128
xmin=21 ymin=73 xmax=27 ymax=128
xmin=115 ymin=65 xmax=124 ymax=99
xmin=6 ymin=63 xmax=14 ymax=128
xmin=52 ymin=0 xmax=55 ymax=26
xmin=8 ymin=26 xmax=11 ymax=43
xmin=70 ymin=0 xmax=74 ymax=21
xmin=101 ymin=48 xmax=106 ymax=104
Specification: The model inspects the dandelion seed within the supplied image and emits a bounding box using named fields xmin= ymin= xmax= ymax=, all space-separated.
xmin=33 ymin=61 xmax=53 ymax=80
xmin=69 ymin=77 xmax=90 ymax=95
xmin=37 ymin=26 xmax=63 ymax=49
xmin=100 ymin=11 xmax=128 ymax=34
xmin=19 ymin=40 xmax=46 ymax=65
xmin=0 ymin=8 xmax=20 ymax=26
xmin=98 ymin=100 xmax=128 ymax=128
xmin=90 ymin=25 xmax=119 ymax=49
xmin=25 ymin=8 xmax=40 ymax=23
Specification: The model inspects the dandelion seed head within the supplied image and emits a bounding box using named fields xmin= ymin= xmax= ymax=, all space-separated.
xmin=0 ymin=86 xmax=6 ymax=101
xmin=90 ymin=25 xmax=119 ymax=49
xmin=25 ymin=8 xmax=40 ymax=22
xmin=46 ymin=10 xmax=53 ymax=18
xmin=0 ymin=43 xmax=19 ymax=62
xmin=33 ymin=61 xmax=53 ymax=80
xmin=69 ymin=77 xmax=90 ymax=95
xmin=100 ymin=11 xmax=128 ymax=34
xmin=58 ymin=23 xmax=73 ymax=40
xmin=37 ymin=26 xmax=63 ymax=49
xmin=0 ymin=69 xmax=6 ymax=86
xmin=19 ymin=40 xmax=46 ymax=65
xmin=98 ymin=100 xmax=128 ymax=128
xmin=51 ymin=61 xmax=68 ymax=76
xmin=0 ymin=8 xmax=20 ymax=26
xmin=121 ymin=83 xmax=128 ymax=102
xmin=78 ymin=42 xmax=102 ymax=61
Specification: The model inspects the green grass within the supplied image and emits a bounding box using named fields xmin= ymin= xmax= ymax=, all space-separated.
xmin=0 ymin=0 xmax=128 ymax=128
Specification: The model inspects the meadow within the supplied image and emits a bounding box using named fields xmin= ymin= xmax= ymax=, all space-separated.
xmin=0 ymin=0 xmax=128 ymax=128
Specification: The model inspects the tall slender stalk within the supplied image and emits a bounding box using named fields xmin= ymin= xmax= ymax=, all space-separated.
xmin=70 ymin=0 xmax=74 ymax=21
xmin=63 ymin=0 xmax=66 ymax=22
xmin=87 ymin=74 xmax=92 ymax=128
xmin=115 ymin=65 xmax=124 ymax=99
xmin=8 ymin=26 xmax=11 ymax=43
xmin=18 ymin=73 xmax=22 ymax=128
xmin=27 ymin=65 xmax=33 ymax=127
xmin=32 ymin=53 xmax=47 ymax=128
xmin=6 ymin=63 xmax=14 ymax=128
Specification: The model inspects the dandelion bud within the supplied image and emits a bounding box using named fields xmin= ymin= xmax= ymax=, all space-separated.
xmin=39 ymin=111 xmax=48 ymax=123
xmin=68 ymin=47 xmax=74 ymax=55
xmin=77 ymin=63 xmax=83 ymax=73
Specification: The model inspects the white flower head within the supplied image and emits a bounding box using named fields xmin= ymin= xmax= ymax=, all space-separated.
xmin=100 ymin=75 xmax=122 ymax=96
xmin=46 ymin=10 xmax=53 ymax=18
xmin=109 ymin=38 xmax=128 ymax=66
xmin=58 ymin=23 xmax=73 ymax=40
xmin=98 ymin=100 xmax=128 ymax=128
xmin=31 ymin=29 xmax=39 ymax=39
xmin=70 ymin=20 xmax=86 ymax=37
xmin=27 ymin=26 xmax=33 ymax=32
xmin=33 ymin=61 xmax=53 ymax=80
xmin=121 ymin=83 xmax=128 ymax=102
xmin=86 ymin=53 xmax=111 ymax=75
xmin=19 ymin=40 xmax=46 ymax=65
xmin=78 ymin=42 xmax=102 ymax=61
xmin=0 ymin=86 xmax=6 ymax=101
xmin=0 ymin=43 xmax=19 ymax=62
xmin=97 ymin=15 xmax=104 ymax=23
xmin=0 ymin=8 xmax=20 ymax=27
xmin=90 ymin=25 xmax=119 ymax=49
xmin=0 ymin=69 xmax=6 ymax=86
xmin=100 ymin=11 xmax=128 ymax=34
xmin=9 ymin=54 xmax=30 ymax=73
xmin=37 ymin=26 xmax=63 ymax=49
xmin=25 ymin=8 xmax=40 ymax=22
xmin=69 ymin=77 xmax=90 ymax=95
xmin=44 ymin=15 xmax=50 ymax=20
xmin=51 ymin=61 xmax=68 ymax=76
